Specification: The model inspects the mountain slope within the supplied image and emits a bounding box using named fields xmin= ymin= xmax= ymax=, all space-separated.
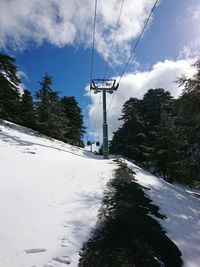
xmin=0 ymin=121 xmax=200 ymax=267
xmin=0 ymin=121 xmax=115 ymax=267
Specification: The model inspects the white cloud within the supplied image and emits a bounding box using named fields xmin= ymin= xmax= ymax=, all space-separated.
xmin=179 ymin=40 xmax=200 ymax=59
xmin=180 ymin=5 xmax=200 ymax=59
xmin=0 ymin=0 xmax=159 ymax=62
xmin=87 ymin=59 xmax=196 ymax=141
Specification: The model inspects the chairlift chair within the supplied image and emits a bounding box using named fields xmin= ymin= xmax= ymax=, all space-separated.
xmin=96 ymin=141 xmax=100 ymax=147
xmin=87 ymin=140 xmax=91 ymax=146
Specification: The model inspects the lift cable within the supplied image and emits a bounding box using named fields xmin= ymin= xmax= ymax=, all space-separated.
xmin=87 ymin=0 xmax=98 ymax=139
xmin=107 ymin=0 xmax=159 ymax=113
xmin=118 ymin=0 xmax=159 ymax=84
xmin=103 ymin=0 xmax=125 ymax=79
xmin=90 ymin=0 xmax=98 ymax=81
xmin=92 ymin=0 xmax=125 ymax=138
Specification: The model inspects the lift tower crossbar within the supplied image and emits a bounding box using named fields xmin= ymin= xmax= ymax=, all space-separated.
xmin=90 ymin=79 xmax=119 ymax=159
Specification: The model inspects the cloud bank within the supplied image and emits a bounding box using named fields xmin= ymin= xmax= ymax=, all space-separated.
xmin=0 ymin=0 xmax=158 ymax=62
xmin=87 ymin=59 xmax=196 ymax=140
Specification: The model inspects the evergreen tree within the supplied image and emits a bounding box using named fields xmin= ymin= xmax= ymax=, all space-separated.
xmin=177 ymin=59 xmax=200 ymax=119
xmin=173 ymin=98 xmax=200 ymax=184
xmin=20 ymin=89 xmax=35 ymax=128
xmin=111 ymin=91 xmax=174 ymax=166
xmin=110 ymin=98 xmax=149 ymax=164
xmin=176 ymin=59 xmax=200 ymax=184
xmin=0 ymin=53 xmax=21 ymax=121
xmin=110 ymin=89 xmax=193 ymax=183
xmin=139 ymin=89 xmax=174 ymax=163
xmin=35 ymin=74 xmax=68 ymax=140
xmin=153 ymin=111 xmax=186 ymax=183
xmin=36 ymin=74 xmax=53 ymax=124
xmin=141 ymin=88 xmax=172 ymax=126
xmin=61 ymin=96 xmax=85 ymax=146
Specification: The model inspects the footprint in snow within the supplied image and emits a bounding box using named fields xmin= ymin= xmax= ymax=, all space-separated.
xmin=53 ymin=256 xmax=71 ymax=264
xmin=24 ymin=248 xmax=47 ymax=254
xmin=61 ymin=236 xmax=78 ymax=248
xmin=61 ymin=244 xmax=68 ymax=247
xmin=63 ymin=224 xmax=70 ymax=228
xmin=24 ymin=151 xmax=36 ymax=154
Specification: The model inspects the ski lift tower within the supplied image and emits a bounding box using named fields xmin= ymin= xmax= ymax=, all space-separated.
xmin=90 ymin=79 xmax=119 ymax=159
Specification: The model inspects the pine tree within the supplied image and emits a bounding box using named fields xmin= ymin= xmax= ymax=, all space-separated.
xmin=0 ymin=53 xmax=21 ymax=122
xmin=20 ymin=89 xmax=35 ymax=128
xmin=177 ymin=59 xmax=200 ymax=120
xmin=141 ymin=88 xmax=172 ymax=126
xmin=176 ymin=60 xmax=200 ymax=184
xmin=139 ymin=89 xmax=174 ymax=161
xmin=61 ymin=96 xmax=85 ymax=146
xmin=111 ymin=83 xmax=199 ymax=185
xmin=36 ymin=74 xmax=53 ymax=124
xmin=110 ymin=98 xmax=149 ymax=164
xmin=35 ymin=74 xmax=68 ymax=140
xmin=110 ymin=90 xmax=184 ymax=180
xmin=154 ymin=111 xmax=186 ymax=182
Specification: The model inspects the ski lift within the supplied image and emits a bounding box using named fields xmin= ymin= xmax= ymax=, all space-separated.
xmin=96 ymin=137 xmax=100 ymax=147
xmin=87 ymin=140 xmax=91 ymax=146
xmin=96 ymin=141 xmax=100 ymax=147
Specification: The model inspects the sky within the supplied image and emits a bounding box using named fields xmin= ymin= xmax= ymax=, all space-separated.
xmin=0 ymin=0 xmax=200 ymax=143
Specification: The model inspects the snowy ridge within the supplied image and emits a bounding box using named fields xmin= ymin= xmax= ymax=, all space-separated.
xmin=0 ymin=121 xmax=115 ymax=267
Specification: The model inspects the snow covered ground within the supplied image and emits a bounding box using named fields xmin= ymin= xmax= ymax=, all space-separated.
xmin=124 ymin=160 xmax=200 ymax=267
xmin=0 ymin=121 xmax=115 ymax=267
xmin=0 ymin=121 xmax=200 ymax=267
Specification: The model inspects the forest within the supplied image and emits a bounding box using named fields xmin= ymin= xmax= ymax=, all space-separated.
xmin=0 ymin=53 xmax=85 ymax=147
xmin=110 ymin=60 xmax=200 ymax=186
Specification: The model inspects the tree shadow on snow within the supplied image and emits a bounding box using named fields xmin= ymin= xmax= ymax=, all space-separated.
xmin=79 ymin=161 xmax=183 ymax=267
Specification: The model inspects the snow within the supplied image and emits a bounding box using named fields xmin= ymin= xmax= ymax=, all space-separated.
xmin=124 ymin=159 xmax=200 ymax=267
xmin=0 ymin=121 xmax=200 ymax=267
xmin=0 ymin=121 xmax=115 ymax=267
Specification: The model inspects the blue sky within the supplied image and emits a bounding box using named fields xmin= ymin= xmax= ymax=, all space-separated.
xmin=0 ymin=0 xmax=200 ymax=141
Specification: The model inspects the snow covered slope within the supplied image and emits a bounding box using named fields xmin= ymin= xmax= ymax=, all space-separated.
xmin=124 ymin=160 xmax=200 ymax=267
xmin=0 ymin=121 xmax=200 ymax=267
xmin=0 ymin=121 xmax=115 ymax=267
